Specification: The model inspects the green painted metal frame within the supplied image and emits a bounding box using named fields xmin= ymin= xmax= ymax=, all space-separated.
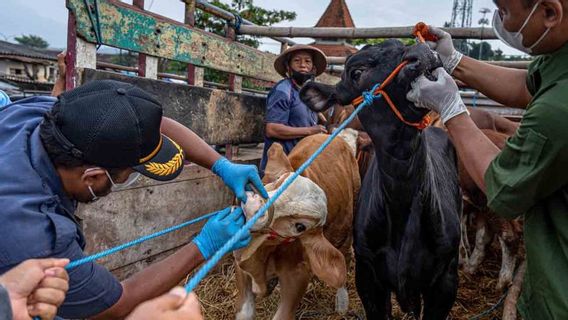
xmin=67 ymin=0 xmax=338 ymax=84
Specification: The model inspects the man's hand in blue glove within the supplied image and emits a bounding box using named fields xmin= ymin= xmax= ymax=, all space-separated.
xmin=211 ymin=157 xmax=269 ymax=203
xmin=192 ymin=207 xmax=251 ymax=259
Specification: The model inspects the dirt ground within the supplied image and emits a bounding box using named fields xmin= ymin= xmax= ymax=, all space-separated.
xmin=192 ymin=247 xmax=507 ymax=320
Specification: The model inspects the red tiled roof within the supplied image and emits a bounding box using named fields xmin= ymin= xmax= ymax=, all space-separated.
xmin=315 ymin=0 xmax=355 ymax=28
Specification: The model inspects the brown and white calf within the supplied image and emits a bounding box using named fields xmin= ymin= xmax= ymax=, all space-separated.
xmin=234 ymin=133 xmax=360 ymax=320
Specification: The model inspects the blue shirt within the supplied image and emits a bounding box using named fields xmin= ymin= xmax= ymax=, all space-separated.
xmin=260 ymin=79 xmax=317 ymax=173
xmin=0 ymin=97 xmax=122 ymax=318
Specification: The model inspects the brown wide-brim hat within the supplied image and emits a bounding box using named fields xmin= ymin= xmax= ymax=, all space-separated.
xmin=274 ymin=44 xmax=328 ymax=78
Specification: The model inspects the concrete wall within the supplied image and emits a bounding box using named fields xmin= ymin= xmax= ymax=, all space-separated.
xmin=0 ymin=59 xmax=56 ymax=82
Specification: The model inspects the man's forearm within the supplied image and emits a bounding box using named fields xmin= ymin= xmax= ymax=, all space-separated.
xmin=161 ymin=117 xmax=221 ymax=169
xmin=266 ymin=123 xmax=310 ymax=140
xmin=445 ymin=114 xmax=501 ymax=192
xmin=453 ymin=56 xmax=532 ymax=109
xmin=91 ymin=243 xmax=204 ymax=320
xmin=51 ymin=76 xmax=65 ymax=97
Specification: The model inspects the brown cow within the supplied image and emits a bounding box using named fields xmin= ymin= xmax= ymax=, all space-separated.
xmin=458 ymin=129 xmax=524 ymax=290
xmin=234 ymin=133 xmax=360 ymax=320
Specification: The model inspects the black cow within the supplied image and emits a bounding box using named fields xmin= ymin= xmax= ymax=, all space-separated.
xmin=300 ymin=40 xmax=462 ymax=319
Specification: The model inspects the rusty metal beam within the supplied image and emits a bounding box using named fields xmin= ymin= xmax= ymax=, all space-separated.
xmin=67 ymin=0 xmax=338 ymax=84
xmin=238 ymin=25 xmax=497 ymax=40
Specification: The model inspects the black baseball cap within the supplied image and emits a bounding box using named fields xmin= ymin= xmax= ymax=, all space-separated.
xmin=48 ymin=80 xmax=185 ymax=181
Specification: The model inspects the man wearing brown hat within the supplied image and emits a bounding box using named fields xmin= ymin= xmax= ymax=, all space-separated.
xmin=0 ymin=80 xmax=268 ymax=319
xmin=260 ymin=45 xmax=329 ymax=174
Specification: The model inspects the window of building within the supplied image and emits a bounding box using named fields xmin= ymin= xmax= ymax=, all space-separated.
xmin=9 ymin=68 xmax=23 ymax=76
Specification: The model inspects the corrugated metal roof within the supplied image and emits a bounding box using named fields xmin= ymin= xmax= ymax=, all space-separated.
xmin=0 ymin=40 xmax=58 ymax=61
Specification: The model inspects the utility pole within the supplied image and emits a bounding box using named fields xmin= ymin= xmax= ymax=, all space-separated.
xmin=478 ymin=7 xmax=491 ymax=60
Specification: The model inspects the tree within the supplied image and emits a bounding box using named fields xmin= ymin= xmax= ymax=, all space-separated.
xmin=466 ymin=41 xmax=495 ymax=61
xmin=14 ymin=34 xmax=49 ymax=49
xmin=162 ymin=0 xmax=297 ymax=86
xmin=195 ymin=0 xmax=296 ymax=48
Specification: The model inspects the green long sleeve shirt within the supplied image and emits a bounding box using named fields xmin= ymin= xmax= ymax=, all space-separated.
xmin=485 ymin=42 xmax=568 ymax=319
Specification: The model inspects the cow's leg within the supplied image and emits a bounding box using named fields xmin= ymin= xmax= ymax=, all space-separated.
xmin=355 ymin=257 xmax=391 ymax=320
xmin=272 ymin=264 xmax=310 ymax=320
xmin=497 ymin=220 xmax=519 ymax=290
xmin=235 ymin=263 xmax=256 ymax=320
xmin=465 ymin=212 xmax=492 ymax=274
xmin=422 ymin=257 xmax=458 ymax=320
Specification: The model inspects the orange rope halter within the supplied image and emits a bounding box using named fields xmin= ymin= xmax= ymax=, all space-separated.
xmin=349 ymin=22 xmax=436 ymax=131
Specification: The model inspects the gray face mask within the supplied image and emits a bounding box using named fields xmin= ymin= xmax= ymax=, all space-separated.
xmin=492 ymin=2 xmax=551 ymax=55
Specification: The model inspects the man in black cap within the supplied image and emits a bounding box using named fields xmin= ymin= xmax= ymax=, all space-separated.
xmin=0 ymin=79 xmax=268 ymax=319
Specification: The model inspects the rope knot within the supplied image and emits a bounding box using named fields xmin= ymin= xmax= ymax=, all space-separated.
xmin=228 ymin=13 xmax=243 ymax=32
xmin=361 ymin=83 xmax=381 ymax=107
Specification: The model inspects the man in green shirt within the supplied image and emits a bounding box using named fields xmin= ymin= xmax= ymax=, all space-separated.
xmin=406 ymin=0 xmax=568 ymax=318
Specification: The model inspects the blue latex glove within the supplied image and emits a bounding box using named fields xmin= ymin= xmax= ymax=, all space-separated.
xmin=211 ymin=157 xmax=269 ymax=203
xmin=192 ymin=207 xmax=251 ymax=259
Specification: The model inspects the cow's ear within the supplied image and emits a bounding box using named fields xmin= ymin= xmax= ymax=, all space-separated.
xmin=300 ymin=81 xmax=337 ymax=112
xmin=263 ymin=143 xmax=293 ymax=184
xmin=300 ymin=230 xmax=346 ymax=289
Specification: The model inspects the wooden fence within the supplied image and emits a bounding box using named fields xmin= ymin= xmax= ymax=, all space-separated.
xmin=66 ymin=0 xmax=526 ymax=277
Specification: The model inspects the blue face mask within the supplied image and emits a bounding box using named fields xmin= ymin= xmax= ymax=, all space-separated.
xmin=492 ymin=1 xmax=551 ymax=55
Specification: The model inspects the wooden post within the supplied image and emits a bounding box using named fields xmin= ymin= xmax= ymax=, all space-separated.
xmin=66 ymin=13 xmax=78 ymax=90
xmin=184 ymin=0 xmax=204 ymax=86
xmin=225 ymin=12 xmax=242 ymax=159
xmin=133 ymin=0 xmax=148 ymax=78
xmin=67 ymin=11 xmax=96 ymax=90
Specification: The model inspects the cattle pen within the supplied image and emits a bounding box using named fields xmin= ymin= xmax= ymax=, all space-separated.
xmin=64 ymin=0 xmax=526 ymax=319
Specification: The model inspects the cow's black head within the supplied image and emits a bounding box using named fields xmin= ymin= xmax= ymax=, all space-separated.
xmin=300 ymin=40 xmax=442 ymax=131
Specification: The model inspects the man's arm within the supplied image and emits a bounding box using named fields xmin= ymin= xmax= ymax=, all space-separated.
xmin=160 ymin=117 xmax=221 ymax=169
xmin=453 ymin=56 xmax=532 ymax=109
xmin=51 ymin=52 xmax=66 ymax=97
xmin=445 ymin=114 xmax=501 ymax=191
xmin=265 ymin=123 xmax=326 ymax=140
xmin=91 ymin=243 xmax=204 ymax=320
xmin=424 ymin=26 xmax=532 ymax=109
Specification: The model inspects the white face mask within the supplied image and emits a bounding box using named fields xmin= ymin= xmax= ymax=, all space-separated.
xmin=492 ymin=2 xmax=551 ymax=54
xmin=104 ymin=170 xmax=141 ymax=191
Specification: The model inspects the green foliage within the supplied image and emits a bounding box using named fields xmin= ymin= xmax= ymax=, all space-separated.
xmin=466 ymin=41 xmax=494 ymax=61
xmin=191 ymin=0 xmax=296 ymax=85
xmin=14 ymin=34 xmax=49 ymax=49
xmin=195 ymin=0 xmax=296 ymax=49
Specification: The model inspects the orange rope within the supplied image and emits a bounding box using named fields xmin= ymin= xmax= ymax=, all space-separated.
xmin=349 ymin=22 xmax=438 ymax=131
xmin=351 ymin=61 xmax=431 ymax=131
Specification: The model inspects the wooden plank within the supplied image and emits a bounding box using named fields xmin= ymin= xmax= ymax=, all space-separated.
xmin=66 ymin=0 xmax=339 ymax=85
xmin=82 ymin=68 xmax=266 ymax=145
xmin=78 ymin=165 xmax=231 ymax=271
xmin=238 ymin=25 xmax=498 ymax=40
xmin=79 ymin=159 xmax=259 ymax=278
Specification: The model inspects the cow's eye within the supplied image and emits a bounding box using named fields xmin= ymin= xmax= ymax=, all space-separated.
xmin=351 ymin=69 xmax=363 ymax=82
xmin=295 ymin=223 xmax=306 ymax=233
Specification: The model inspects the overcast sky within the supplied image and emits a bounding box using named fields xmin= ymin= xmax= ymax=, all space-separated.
xmin=0 ymin=0 xmax=525 ymax=56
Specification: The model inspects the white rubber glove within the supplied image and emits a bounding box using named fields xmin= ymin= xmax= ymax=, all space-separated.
xmin=407 ymin=68 xmax=468 ymax=124
xmin=426 ymin=26 xmax=463 ymax=75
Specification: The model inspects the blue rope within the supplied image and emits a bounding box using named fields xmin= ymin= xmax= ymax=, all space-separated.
xmin=472 ymin=91 xmax=479 ymax=108
xmin=65 ymin=211 xmax=218 ymax=270
xmin=184 ymin=84 xmax=381 ymax=293
xmin=230 ymin=13 xmax=243 ymax=32
xmin=32 ymin=211 xmax=218 ymax=320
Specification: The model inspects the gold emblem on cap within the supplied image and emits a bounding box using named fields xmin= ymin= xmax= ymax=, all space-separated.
xmin=144 ymin=139 xmax=184 ymax=176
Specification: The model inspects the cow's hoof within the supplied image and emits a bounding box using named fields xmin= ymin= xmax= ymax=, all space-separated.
xmin=335 ymin=286 xmax=349 ymax=315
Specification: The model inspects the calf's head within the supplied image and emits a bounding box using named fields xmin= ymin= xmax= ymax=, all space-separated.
xmin=236 ymin=143 xmax=347 ymax=292
xmin=300 ymin=40 xmax=442 ymax=133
